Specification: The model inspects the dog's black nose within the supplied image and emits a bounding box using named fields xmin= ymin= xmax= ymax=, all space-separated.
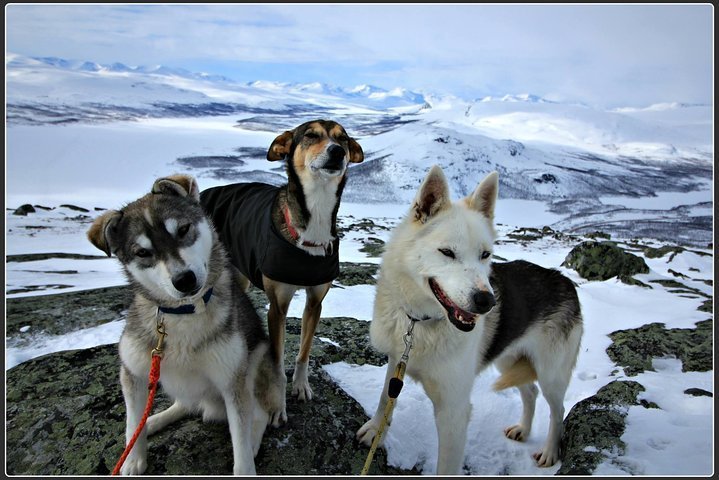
xmin=471 ymin=290 xmax=496 ymax=314
xmin=172 ymin=270 xmax=198 ymax=294
xmin=324 ymin=144 xmax=346 ymax=170
xmin=328 ymin=144 xmax=345 ymax=161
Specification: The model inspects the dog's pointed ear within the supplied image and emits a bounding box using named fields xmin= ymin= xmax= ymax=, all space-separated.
xmin=87 ymin=210 xmax=122 ymax=257
xmin=151 ymin=174 xmax=200 ymax=201
xmin=348 ymin=137 xmax=364 ymax=163
xmin=466 ymin=171 xmax=499 ymax=219
xmin=412 ymin=165 xmax=451 ymax=224
xmin=267 ymin=130 xmax=294 ymax=161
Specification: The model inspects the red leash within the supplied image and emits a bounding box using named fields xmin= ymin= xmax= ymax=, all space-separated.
xmin=111 ymin=318 xmax=167 ymax=476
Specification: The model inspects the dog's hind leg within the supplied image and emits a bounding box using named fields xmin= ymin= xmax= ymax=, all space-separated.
xmin=264 ymin=277 xmax=296 ymax=425
xmin=146 ymin=400 xmax=190 ymax=436
xmin=229 ymin=264 xmax=251 ymax=292
xmin=495 ymin=356 xmax=539 ymax=442
xmin=237 ymin=273 xmax=250 ymax=293
xmin=533 ymin=322 xmax=582 ymax=467
xmin=503 ymin=383 xmax=538 ymax=442
xmin=293 ymin=282 xmax=331 ymax=401
xmin=533 ymin=374 xmax=568 ymax=467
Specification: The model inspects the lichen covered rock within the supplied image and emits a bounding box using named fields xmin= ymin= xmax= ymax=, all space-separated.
xmin=13 ymin=204 xmax=36 ymax=216
xmin=606 ymin=319 xmax=712 ymax=376
xmin=562 ymin=241 xmax=649 ymax=281
xmin=6 ymin=327 xmax=410 ymax=476
xmin=558 ymin=380 xmax=649 ymax=475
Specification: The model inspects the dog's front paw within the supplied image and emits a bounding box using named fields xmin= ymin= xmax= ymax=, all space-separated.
xmin=504 ymin=424 xmax=530 ymax=442
xmin=269 ymin=404 xmax=287 ymax=427
xmin=356 ymin=418 xmax=383 ymax=447
xmin=291 ymin=379 xmax=313 ymax=402
xmin=291 ymin=361 xmax=313 ymax=402
xmin=532 ymin=446 xmax=560 ymax=468
xmin=233 ymin=461 xmax=257 ymax=475
xmin=120 ymin=453 xmax=147 ymax=476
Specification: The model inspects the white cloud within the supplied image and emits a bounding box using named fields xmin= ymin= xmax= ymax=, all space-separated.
xmin=5 ymin=3 xmax=713 ymax=108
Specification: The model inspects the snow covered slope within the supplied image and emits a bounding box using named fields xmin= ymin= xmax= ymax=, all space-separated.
xmin=5 ymin=53 xmax=713 ymax=246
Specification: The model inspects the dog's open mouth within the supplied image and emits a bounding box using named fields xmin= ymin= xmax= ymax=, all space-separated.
xmin=428 ymin=278 xmax=477 ymax=332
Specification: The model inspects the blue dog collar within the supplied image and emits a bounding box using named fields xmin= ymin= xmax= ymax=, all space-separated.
xmin=158 ymin=287 xmax=213 ymax=315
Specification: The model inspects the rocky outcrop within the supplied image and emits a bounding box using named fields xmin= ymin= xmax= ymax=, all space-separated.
xmin=6 ymin=286 xmax=130 ymax=339
xmin=607 ymin=319 xmax=712 ymax=376
xmin=12 ymin=204 xmax=36 ymax=215
xmin=558 ymin=380 xmax=654 ymax=475
xmin=562 ymin=240 xmax=649 ymax=282
xmin=6 ymin=312 xmax=411 ymax=476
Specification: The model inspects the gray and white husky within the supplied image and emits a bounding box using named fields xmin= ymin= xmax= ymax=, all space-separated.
xmin=356 ymin=166 xmax=583 ymax=474
xmin=87 ymin=174 xmax=283 ymax=475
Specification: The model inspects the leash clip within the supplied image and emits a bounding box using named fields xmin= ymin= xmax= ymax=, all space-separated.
xmin=152 ymin=311 xmax=167 ymax=358
xmin=401 ymin=318 xmax=416 ymax=362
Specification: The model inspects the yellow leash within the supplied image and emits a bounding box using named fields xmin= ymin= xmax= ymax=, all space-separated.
xmin=360 ymin=318 xmax=417 ymax=475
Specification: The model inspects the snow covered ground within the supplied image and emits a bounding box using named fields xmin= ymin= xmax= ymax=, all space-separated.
xmin=5 ymin=192 xmax=713 ymax=475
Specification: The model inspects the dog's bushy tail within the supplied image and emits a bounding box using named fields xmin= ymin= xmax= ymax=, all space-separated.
xmin=493 ymin=356 xmax=538 ymax=391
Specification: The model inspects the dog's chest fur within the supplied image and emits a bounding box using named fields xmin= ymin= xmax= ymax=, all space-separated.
xmin=120 ymin=272 xmax=249 ymax=396
xmin=299 ymin=179 xmax=340 ymax=249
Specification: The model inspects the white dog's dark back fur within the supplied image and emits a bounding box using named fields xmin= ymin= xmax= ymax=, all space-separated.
xmin=357 ymin=166 xmax=583 ymax=474
xmin=88 ymin=174 xmax=283 ymax=475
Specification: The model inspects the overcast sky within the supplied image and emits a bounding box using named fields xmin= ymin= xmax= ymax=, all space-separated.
xmin=5 ymin=3 xmax=714 ymax=108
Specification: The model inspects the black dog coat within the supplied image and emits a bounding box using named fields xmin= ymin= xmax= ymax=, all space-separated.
xmin=200 ymin=183 xmax=340 ymax=290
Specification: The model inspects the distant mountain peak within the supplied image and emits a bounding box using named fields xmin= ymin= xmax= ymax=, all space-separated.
xmin=23 ymin=54 xmax=232 ymax=82
xmin=478 ymin=93 xmax=556 ymax=104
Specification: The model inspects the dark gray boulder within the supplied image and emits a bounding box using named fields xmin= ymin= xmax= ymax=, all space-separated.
xmin=5 ymin=276 xmax=412 ymax=475
xmin=6 ymin=286 xmax=130 ymax=340
xmin=13 ymin=204 xmax=36 ymax=215
xmin=606 ymin=319 xmax=712 ymax=376
xmin=562 ymin=241 xmax=649 ymax=281
xmin=558 ymin=380 xmax=655 ymax=475
xmin=5 ymin=319 xmax=414 ymax=476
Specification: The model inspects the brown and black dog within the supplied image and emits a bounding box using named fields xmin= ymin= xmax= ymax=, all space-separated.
xmin=200 ymin=119 xmax=363 ymax=425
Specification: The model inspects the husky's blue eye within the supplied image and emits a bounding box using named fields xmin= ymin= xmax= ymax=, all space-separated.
xmin=136 ymin=248 xmax=152 ymax=258
xmin=178 ymin=224 xmax=190 ymax=237
xmin=439 ymin=248 xmax=456 ymax=259
xmin=481 ymin=251 xmax=491 ymax=260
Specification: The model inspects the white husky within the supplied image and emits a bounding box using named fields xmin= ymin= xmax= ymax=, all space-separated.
xmin=357 ymin=166 xmax=583 ymax=474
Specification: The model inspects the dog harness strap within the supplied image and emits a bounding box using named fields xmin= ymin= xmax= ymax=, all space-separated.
xmin=157 ymin=287 xmax=213 ymax=315
xmin=282 ymin=205 xmax=301 ymax=241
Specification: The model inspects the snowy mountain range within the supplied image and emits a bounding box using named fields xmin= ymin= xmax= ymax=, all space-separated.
xmin=5 ymin=53 xmax=713 ymax=246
